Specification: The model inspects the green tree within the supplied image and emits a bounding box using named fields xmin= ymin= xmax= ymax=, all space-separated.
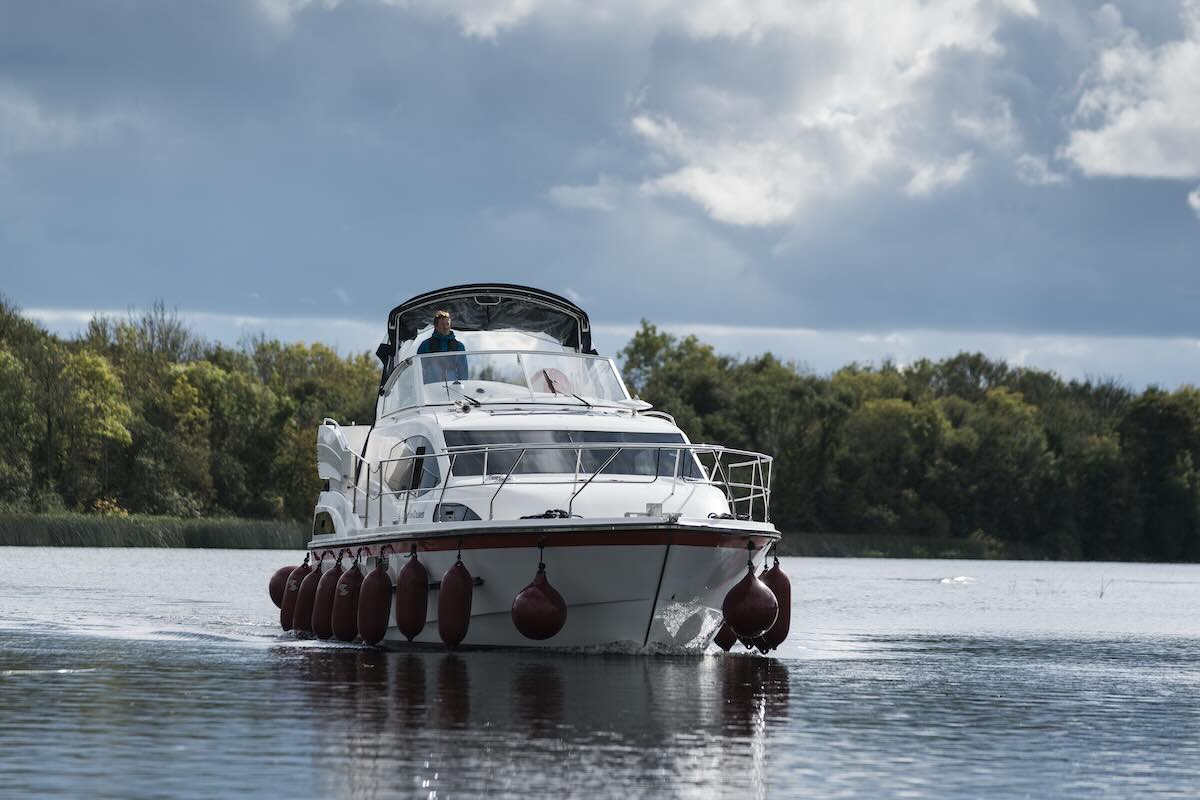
xmin=57 ymin=351 xmax=133 ymax=509
xmin=0 ymin=347 xmax=38 ymax=508
xmin=1119 ymin=389 xmax=1200 ymax=561
xmin=837 ymin=398 xmax=951 ymax=537
xmin=961 ymin=387 xmax=1056 ymax=545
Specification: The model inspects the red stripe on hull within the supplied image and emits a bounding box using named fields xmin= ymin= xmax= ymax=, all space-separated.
xmin=314 ymin=528 xmax=777 ymax=560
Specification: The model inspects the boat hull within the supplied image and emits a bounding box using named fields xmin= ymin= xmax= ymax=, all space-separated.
xmin=307 ymin=520 xmax=779 ymax=649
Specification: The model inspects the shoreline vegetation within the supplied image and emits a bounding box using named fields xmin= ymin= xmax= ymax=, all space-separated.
xmin=0 ymin=512 xmax=1069 ymax=560
xmin=0 ymin=512 xmax=1014 ymax=558
xmin=0 ymin=512 xmax=306 ymax=549
xmin=3 ymin=296 xmax=1200 ymax=562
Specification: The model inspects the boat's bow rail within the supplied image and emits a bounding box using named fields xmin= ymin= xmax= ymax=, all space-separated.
xmin=343 ymin=441 xmax=773 ymax=529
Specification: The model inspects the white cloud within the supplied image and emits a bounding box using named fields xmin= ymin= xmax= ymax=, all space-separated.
xmin=620 ymin=1 xmax=1035 ymax=225
xmin=631 ymin=112 xmax=825 ymax=225
xmin=548 ymin=176 xmax=620 ymax=212
xmin=905 ymin=152 xmax=973 ymax=196
xmin=1062 ymin=2 xmax=1200 ymax=179
xmin=953 ymin=98 xmax=1019 ymax=151
xmin=262 ymin=1 xmax=1033 ymax=224
xmin=1189 ymin=185 xmax=1200 ymax=219
xmin=271 ymin=0 xmax=543 ymax=38
xmin=0 ymin=86 xmax=141 ymax=156
xmin=1015 ymin=154 xmax=1067 ymax=186
xmin=256 ymin=0 xmax=343 ymax=28
xmin=441 ymin=0 xmax=541 ymax=38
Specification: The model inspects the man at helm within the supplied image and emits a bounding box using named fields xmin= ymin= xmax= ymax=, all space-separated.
xmin=417 ymin=310 xmax=467 ymax=382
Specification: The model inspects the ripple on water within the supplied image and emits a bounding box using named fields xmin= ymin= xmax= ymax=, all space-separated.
xmin=0 ymin=551 xmax=1198 ymax=798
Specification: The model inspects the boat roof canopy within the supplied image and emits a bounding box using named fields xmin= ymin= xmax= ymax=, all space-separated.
xmin=375 ymin=284 xmax=594 ymax=384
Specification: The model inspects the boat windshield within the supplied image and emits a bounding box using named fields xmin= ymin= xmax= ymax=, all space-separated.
xmin=383 ymin=351 xmax=629 ymax=412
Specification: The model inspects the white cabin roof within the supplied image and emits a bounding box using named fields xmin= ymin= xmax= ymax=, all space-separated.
xmin=430 ymin=408 xmax=683 ymax=437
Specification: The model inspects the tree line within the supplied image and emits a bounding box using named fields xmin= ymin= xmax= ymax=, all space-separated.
xmin=0 ymin=298 xmax=377 ymax=522
xmin=2 ymin=298 xmax=1198 ymax=561
xmin=620 ymin=322 xmax=1200 ymax=562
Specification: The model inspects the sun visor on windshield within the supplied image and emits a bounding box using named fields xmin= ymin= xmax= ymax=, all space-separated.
xmin=397 ymin=297 xmax=580 ymax=350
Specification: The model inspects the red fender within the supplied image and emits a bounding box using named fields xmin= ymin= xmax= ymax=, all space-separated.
xmin=511 ymin=563 xmax=567 ymax=641
xmin=437 ymin=559 xmax=473 ymax=647
xmin=713 ymin=621 xmax=737 ymax=651
xmin=312 ymin=553 xmax=343 ymax=640
xmin=332 ymin=559 xmax=365 ymax=643
xmin=279 ymin=560 xmax=311 ymax=631
xmin=269 ymin=565 xmax=297 ymax=609
xmin=759 ymin=558 xmax=792 ymax=651
xmin=721 ymin=562 xmax=778 ymax=640
xmin=358 ymin=557 xmax=393 ymax=646
xmin=395 ymin=551 xmax=430 ymax=641
xmin=293 ymin=562 xmax=323 ymax=634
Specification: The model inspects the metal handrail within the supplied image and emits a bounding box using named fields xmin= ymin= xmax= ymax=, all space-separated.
xmin=336 ymin=441 xmax=772 ymax=530
xmin=489 ymin=448 xmax=527 ymax=521
xmin=567 ymin=446 xmax=625 ymax=517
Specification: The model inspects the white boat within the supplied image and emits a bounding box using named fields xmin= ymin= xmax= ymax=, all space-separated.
xmin=300 ymin=284 xmax=780 ymax=649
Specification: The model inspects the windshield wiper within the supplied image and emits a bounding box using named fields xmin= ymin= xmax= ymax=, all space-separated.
xmin=543 ymin=369 xmax=592 ymax=409
xmin=442 ymin=366 xmax=480 ymax=407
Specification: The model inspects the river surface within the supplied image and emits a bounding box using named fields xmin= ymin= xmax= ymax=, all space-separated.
xmin=1 ymin=549 xmax=1198 ymax=798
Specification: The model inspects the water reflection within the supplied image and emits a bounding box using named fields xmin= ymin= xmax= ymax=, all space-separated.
xmin=720 ymin=655 xmax=791 ymax=737
xmin=434 ymin=654 xmax=470 ymax=729
xmin=273 ymin=646 xmax=791 ymax=797
xmin=394 ymin=653 xmax=427 ymax=728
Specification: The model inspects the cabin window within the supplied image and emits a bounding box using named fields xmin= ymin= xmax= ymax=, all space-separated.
xmin=313 ymin=511 xmax=336 ymax=535
xmin=443 ymin=430 xmax=702 ymax=479
xmin=383 ymin=435 xmax=440 ymax=496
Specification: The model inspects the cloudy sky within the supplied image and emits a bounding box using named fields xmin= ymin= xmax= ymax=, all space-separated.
xmin=2 ymin=0 xmax=1199 ymax=386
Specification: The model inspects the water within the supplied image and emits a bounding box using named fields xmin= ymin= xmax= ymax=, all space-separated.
xmin=1 ymin=549 xmax=1198 ymax=798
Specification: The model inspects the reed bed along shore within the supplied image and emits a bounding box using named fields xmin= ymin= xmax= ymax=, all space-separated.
xmin=2 ymin=513 xmax=1041 ymax=559
xmin=0 ymin=513 xmax=306 ymax=549
xmin=779 ymin=532 xmax=991 ymax=559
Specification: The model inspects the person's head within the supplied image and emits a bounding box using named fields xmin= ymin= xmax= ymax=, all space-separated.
xmin=434 ymin=310 xmax=452 ymax=336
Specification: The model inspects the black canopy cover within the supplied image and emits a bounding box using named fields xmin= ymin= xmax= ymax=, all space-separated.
xmin=375 ymin=284 xmax=594 ymax=387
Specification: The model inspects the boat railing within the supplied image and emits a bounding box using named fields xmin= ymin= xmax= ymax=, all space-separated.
xmin=343 ymin=442 xmax=772 ymax=529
